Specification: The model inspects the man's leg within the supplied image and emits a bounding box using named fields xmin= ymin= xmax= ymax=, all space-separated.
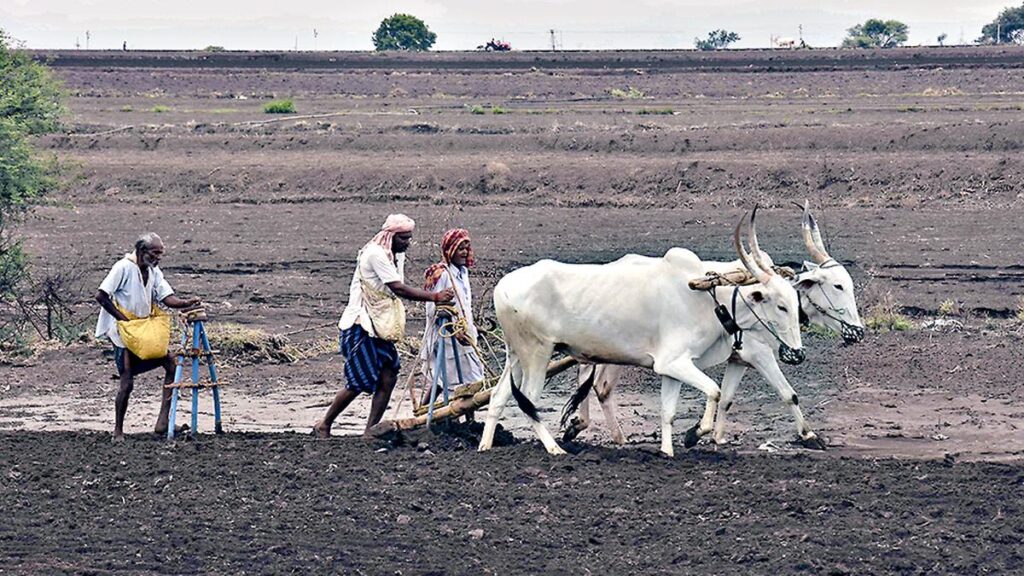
xmin=114 ymin=352 xmax=135 ymax=442
xmin=314 ymin=387 xmax=360 ymax=438
xmin=154 ymin=353 xmax=176 ymax=434
xmin=365 ymin=365 xmax=397 ymax=433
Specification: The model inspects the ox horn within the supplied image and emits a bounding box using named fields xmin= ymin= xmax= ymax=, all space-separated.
xmin=801 ymin=200 xmax=831 ymax=264
xmin=749 ymin=205 xmax=774 ymax=272
xmin=734 ymin=211 xmax=772 ymax=284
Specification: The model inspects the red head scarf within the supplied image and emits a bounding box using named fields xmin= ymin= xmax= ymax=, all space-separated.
xmin=424 ymin=228 xmax=475 ymax=290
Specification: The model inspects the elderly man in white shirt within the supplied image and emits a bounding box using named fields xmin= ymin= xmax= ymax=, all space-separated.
xmin=95 ymin=233 xmax=201 ymax=442
xmin=313 ymin=214 xmax=455 ymax=439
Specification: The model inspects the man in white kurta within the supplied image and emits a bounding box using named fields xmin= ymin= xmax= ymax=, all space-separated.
xmin=94 ymin=233 xmax=200 ymax=442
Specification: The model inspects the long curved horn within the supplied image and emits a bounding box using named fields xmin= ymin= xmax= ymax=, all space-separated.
xmin=801 ymin=201 xmax=830 ymax=264
xmin=734 ymin=211 xmax=772 ymax=284
xmin=749 ymin=205 xmax=774 ymax=272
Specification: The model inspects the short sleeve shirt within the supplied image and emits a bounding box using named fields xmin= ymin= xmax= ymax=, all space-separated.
xmin=338 ymin=243 xmax=405 ymax=338
xmin=95 ymin=256 xmax=174 ymax=347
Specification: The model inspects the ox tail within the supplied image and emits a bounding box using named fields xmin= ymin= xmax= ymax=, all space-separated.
xmin=559 ymin=365 xmax=595 ymax=430
xmin=508 ymin=372 xmax=541 ymax=422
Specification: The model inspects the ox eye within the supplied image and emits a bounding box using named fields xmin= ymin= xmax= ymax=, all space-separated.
xmin=834 ymin=284 xmax=844 ymax=291
xmin=778 ymin=305 xmax=788 ymax=313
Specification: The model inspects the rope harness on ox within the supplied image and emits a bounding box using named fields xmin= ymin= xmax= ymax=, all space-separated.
xmin=691 ymin=268 xmax=804 ymax=364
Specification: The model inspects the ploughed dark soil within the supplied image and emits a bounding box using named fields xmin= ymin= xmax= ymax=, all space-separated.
xmin=2 ymin=430 xmax=1023 ymax=575
xmin=2 ymin=47 xmax=1024 ymax=573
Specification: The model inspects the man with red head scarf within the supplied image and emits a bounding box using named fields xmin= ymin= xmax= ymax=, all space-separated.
xmin=313 ymin=214 xmax=454 ymax=438
xmin=420 ymin=228 xmax=486 ymax=403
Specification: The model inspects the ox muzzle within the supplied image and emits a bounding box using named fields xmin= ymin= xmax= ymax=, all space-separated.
xmin=779 ymin=343 xmax=806 ymax=365
xmin=841 ymin=322 xmax=866 ymax=344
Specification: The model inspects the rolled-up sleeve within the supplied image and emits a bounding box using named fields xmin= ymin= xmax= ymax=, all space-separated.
xmin=98 ymin=262 xmax=125 ymax=295
xmin=153 ymin=268 xmax=175 ymax=302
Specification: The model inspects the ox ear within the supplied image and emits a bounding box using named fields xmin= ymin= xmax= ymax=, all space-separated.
xmin=748 ymin=290 xmax=765 ymax=303
xmin=796 ymin=278 xmax=817 ymax=291
xmin=802 ymin=260 xmax=819 ymax=272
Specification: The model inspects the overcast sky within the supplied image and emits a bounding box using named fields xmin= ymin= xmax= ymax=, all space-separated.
xmin=1 ymin=1 xmax=1014 ymax=51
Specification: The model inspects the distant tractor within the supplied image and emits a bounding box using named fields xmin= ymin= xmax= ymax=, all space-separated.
xmin=478 ymin=38 xmax=511 ymax=51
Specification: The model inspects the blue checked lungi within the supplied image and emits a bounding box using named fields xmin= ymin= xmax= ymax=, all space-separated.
xmin=339 ymin=325 xmax=401 ymax=394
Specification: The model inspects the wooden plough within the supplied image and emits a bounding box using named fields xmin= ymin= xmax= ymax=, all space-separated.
xmin=367 ymin=356 xmax=578 ymax=437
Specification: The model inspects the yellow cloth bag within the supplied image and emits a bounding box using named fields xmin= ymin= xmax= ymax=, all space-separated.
xmin=116 ymin=305 xmax=171 ymax=360
xmin=359 ymin=277 xmax=406 ymax=342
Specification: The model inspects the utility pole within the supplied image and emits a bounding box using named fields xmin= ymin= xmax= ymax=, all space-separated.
xmin=550 ymin=29 xmax=557 ymax=51
xmin=313 ymin=28 xmax=318 ymax=51
xmin=997 ymin=20 xmax=1002 ymax=44
xmin=85 ymin=30 xmax=90 ymax=49
xmin=294 ymin=35 xmax=299 ymax=51
xmin=75 ymin=37 xmax=80 ymax=49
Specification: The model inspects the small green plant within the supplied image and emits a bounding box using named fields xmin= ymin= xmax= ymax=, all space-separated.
xmin=203 ymin=45 xmax=226 ymax=52
xmin=896 ymin=105 xmax=925 ymax=113
xmin=609 ymin=86 xmax=645 ymax=99
xmin=490 ymin=106 xmax=507 ymax=114
xmin=637 ymin=108 xmax=674 ymax=115
xmin=263 ymin=99 xmax=295 ymax=114
xmin=151 ymin=105 xmax=170 ymax=113
xmin=469 ymin=105 xmax=486 ymax=114
xmin=865 ymin=293 xmax=913 ymax=332
xmin=119 ymin=105 xmax=133 ymax=112
xmin=803 ymin=323 xmax=838 ymax=339
xmin=1016 ymin=296 xmax=1024 ymax=323
xmin=938 ymin=299 xmax=959 ymax=316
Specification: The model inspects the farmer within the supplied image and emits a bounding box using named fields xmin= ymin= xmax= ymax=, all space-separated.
xmin=94 ymin=233 xmax=201 ymax=442
xmin=419 ymin=228 xmax=486 ymax=405
xmin=313 ymin=214 xmax=455 ymax=438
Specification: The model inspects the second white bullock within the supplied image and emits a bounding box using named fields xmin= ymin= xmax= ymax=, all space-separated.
xmin=478 ymin=211 xmax=804 ymax=456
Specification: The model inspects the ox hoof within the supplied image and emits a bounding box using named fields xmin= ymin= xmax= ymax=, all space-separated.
xmin=561 ymin=417 xmax=586 ymax=443
xmin=546 ymin=445 xmax=568 ymax=456
xmin=799 ymin=434 xmax=828 ymax=451
xmin=683 ymin=425 xmax=700 ymax=449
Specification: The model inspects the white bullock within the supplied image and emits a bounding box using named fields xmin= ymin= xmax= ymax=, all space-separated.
xmin=565 ymin=203 xmax=865 ymax=448
xmin=478 ymin=211 xmax=804 ymax=456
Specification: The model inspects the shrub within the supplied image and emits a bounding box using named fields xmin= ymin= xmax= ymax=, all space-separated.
xmin=865 ymin=293 xmax=913 ymax=332
xmin=637 ymin=108 xmax=674 ymax=115
xmin=263 ymin=99 xmax=295 ymax=114
xmin=490 ymin=106 xmax=507 ymax=114
xmin=609 ymin=86 xmax=645 ymax=99
xmin=469 ymin=105 xmax=486 ymax=114
xmin=203 ymin=45 xmax=226 ymax=52
xmin=479 ymin=161 xmax=512 ymax=193
xmin=842 ymin=19 xmax=909 ymax=48
xmin=1016 ymin=296 xmax=1024 ymax=323
xmin=695 ymin=29 xmax=740 ymax=50
xmin=938 ymin=299 xmax=960 ymax=316
xmin=151 ymin=105 xmax=170 ymax=113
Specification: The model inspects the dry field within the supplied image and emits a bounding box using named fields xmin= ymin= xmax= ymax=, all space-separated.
xmin=1 ymin=47 xmax=1023 ymax=574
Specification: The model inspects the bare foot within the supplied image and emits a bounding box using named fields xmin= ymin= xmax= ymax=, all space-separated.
xmin=154 ymin=424 xmax=189 ymax=436
xmin=312 ymin=421 xmax=331 ymax=439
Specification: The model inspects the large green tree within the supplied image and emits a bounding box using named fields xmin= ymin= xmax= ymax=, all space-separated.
xmin=978 ymin=3 xmax=1024 ymax=44
xmin=0 ymin=29 xmax=63 ymax=329
xmin=371 ymin=13 xmax=437 ymax=51
xmin=842 ymin=19 xmax=909 ymax=48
